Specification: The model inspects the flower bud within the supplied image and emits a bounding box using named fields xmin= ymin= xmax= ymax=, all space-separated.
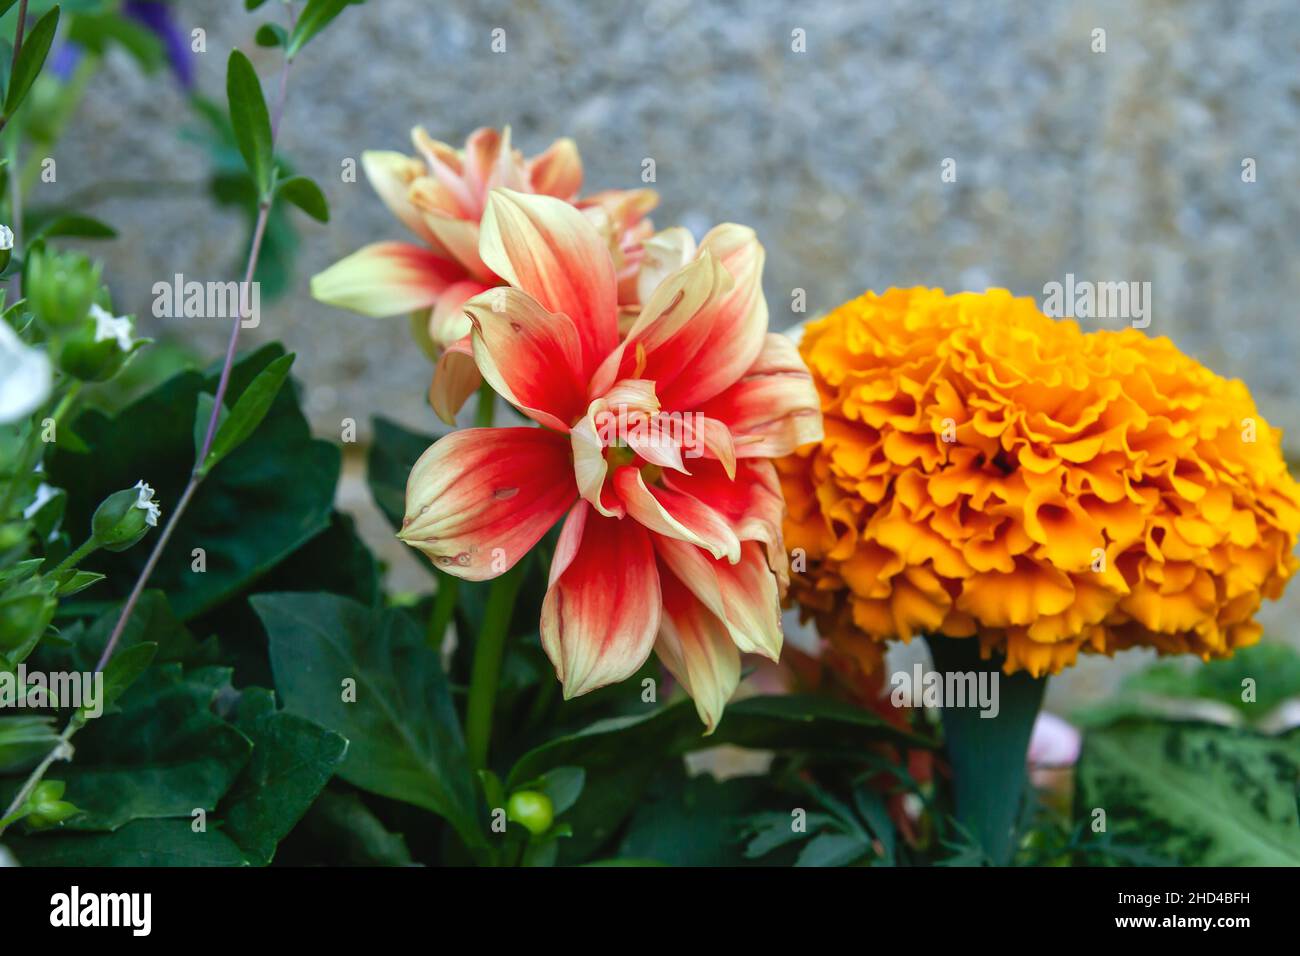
xmin=25 ymin=780 xmax=80 ymax=828
xmin=0 ymin=584 xmax=56 ymax=657
xmin=92 ymin=481 xmax=161 ymax=552
xmin=0 ymin=224 xmax=13 ymax=272
xmin=506 ymin=790 xmax=554 ymax=836
xmin=57 ymin=303 xmax=145 ymax=382
xmin=24 ymin=247 xmax=103 ymax=330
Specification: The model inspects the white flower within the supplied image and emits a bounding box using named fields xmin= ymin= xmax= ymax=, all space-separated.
xmin=0 ymin=225 xmax=13 ymax=251
xmin=89 ymin=303 xmax=135 ymax=351
xmin=0 ymin=320 xmax=52 ymax=424
xmin=133 ymin=480 xmax=161 ymax=527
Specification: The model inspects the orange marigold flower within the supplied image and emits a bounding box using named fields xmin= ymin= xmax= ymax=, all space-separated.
xmin=777 ymin=287 xmax=1300 ymax=677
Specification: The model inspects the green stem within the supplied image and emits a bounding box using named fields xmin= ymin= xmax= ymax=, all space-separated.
xmin=474 ymin=382 xmax=496 ymax=429
xmin=47 ymin=535 xmax=97 ymax=578
xmin=0 ymin=714 xmax=76 ymax=837
xmin=464 ymin=562 xmax=524 ymax=771
xmin=426 ymin=569 xmax=459 ymax=651
xmin=926 ymin=635 xmax=1046 ymax=866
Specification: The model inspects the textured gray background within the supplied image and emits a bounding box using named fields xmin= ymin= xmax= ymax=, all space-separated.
xmin=46 ymin=0 xmax=1300 ymax=698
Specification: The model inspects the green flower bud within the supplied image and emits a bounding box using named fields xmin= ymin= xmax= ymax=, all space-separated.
xmin=0 ymin=224 xmax=13 ymax=272
xmin=57 ymin=304 xmax=146 ymax=382
xmin=92 ymin=481 xmax=161 ymax=552
xmin=26 ymin=780 xmax=80 ymax=828
xmin=506 ymin=790 xmax=554 ymax=836
xmin=24 ymin=248 xmax=103 ymax=330
xmin=0 ymin=583 xmax=56 ymax=656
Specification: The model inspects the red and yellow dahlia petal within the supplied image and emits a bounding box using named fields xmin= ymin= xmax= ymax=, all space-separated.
xmin=654 ymin=536 xmax=783 ymax=661
xmin=310 ymin=242 xmax=464 ymax=318
xmin=361 ymin=150 xmax=438 ymax=245
xmin=528 ymin=137 xmax=583 ymax=201
xmin=664 ymin=458 xmax=789 ymax=591
xmin=700 ymin=332 xmax=823 ymax=458
xmin=400 ymin=427 xmax=575 ymax=580
xmin=428 ymin=336 xmax=480 ymax=425
xmin=658 ymin=224 xmax=769 ymax=409
xmin=541 ymin=502 xmax=661 ymax=697
xmin=613 ymin=466 xmax=741 ymax=563
xmin=656 ymin=566 xmax=741 ymax=733
xmin=479 ymin=189 xmax=619 ymax=373
xmin=465 ymin=287 xmax=588 ymax=431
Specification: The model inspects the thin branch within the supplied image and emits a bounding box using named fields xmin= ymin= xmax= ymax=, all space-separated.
xmin=96 ymin=17 xmax=298 ymax=673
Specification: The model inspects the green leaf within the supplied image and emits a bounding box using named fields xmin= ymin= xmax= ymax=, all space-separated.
xmin=286 ymin=790 xmax=412 ymax=865
xmin=65 ymin=11 xmax=163 ymax=72
xmin=197 ymin=353 xmax=294 ymax=477
xmin=87 ymin=641 xmax=157 ymax=720
xmin=49 ymin=665 xmax=252 ymax=831
xmin=508 ymin=693 xmax=923 ymax=789
xmin=618 ymin=769 xmax=767 ymax=865
xmin=795 ymin=832 xmax=871 ymax=867
xmin=743 ymin=810 xmax=838 ymax=859
xmin=219 ymin=687 xmax=347 ymax=866
xmin=534 ymin=766 xmax=584 ymax=815
xmin=287 ymin=0 xmax=354 ymax=58
xmin=1076 ymin=720 xmax=1300 ymax=866
xmin=255 ymin=22 xmax=288 ymax=48
xmin=48 ymin=345 xmax=338 ymax=620
xmin=3 ymin=5 xmax=59 ymax=118
xmin=275 ymin=175 xmax=329 ymax=222
xmin=0 ymin=559 xmax=42 ymax=587
xmin=6 ymin=818 xmax=248 ymax=866
xmin=255 ymin=591 xmax=484 ymax=850
xmin=0 ymin=715 xmax=60 ymax=773
xmin=225 ymin=50 xmax=274 ymax=197
xmin=192 ymin=391 xmax=221 ymax=461
xmin=27 ymin=213 xmax=117 ymax=241
xmin=47 ymin=591 xmax=219 ymax=671
xmin=54 ymin=570 xmax=104 ymax=597
xmin=852 ymin=784 xmax=897 ymax=864
xmin=367 ymin=416 xmax=439 ymax=531
xmin=504 ymin=693 xmax=922 ymax=864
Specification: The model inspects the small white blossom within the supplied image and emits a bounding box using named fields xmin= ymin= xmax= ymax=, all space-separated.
xmin=89 ymin=303 xmax=135 ymax=351
xmin=133 ymin=480 xmax=161 ymax=527
xmin=0 ymin=320 xmax=52 ymax=423
xmin=0 ymin=225 xmax=13 ymax=251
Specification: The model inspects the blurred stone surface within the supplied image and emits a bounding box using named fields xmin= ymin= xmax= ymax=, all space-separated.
xmin=45 ymin=0 xmax=1300 ymax=697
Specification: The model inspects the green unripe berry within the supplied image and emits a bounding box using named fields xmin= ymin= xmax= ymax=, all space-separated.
xmin=506 ymin=790 xmax=554 ymax=836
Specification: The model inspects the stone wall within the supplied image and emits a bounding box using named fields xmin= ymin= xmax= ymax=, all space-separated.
xmin=48 ymin=0 xmax=1300 ymax=693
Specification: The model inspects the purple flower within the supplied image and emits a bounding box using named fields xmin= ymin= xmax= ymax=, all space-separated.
xmin=51 ymin=1 xmax=194 ymax=90
xmin=123 ymin=0 xmax=194 ymax=90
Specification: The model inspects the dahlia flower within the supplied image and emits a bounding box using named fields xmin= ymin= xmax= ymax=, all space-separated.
xmin=399 ymin=189 xmax=822 ymax=729
xmin=779 ymin=287 xmax=1300 ymax=677
xmin=311 ymin=126 xmax=656 ymax=422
